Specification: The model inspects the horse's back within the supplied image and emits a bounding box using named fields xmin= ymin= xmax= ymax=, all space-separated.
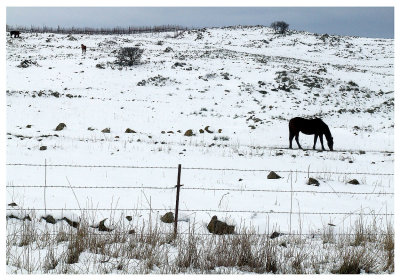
xmin=289 ymin=117 xmax=305 ymax=127
xmin=289 ymin=117 xmax=325 ymax=134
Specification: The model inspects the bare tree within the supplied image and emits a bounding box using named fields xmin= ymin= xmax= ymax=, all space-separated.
xmin=270 ymin=21 xmax=289 ymax=34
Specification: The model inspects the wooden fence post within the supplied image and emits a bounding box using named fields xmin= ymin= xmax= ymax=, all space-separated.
xmin=289 ymin=170 xmax=293 ymax=235
xmin=174 ymin=164 xmax=182 ymax=237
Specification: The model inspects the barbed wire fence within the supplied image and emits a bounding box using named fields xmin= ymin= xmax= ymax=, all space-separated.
xmin=6 ymin=161 xmax=394 ymax=238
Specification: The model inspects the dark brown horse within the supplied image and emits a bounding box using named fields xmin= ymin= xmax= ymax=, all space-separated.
xmin=81 ymin=44 xmax=87 ymax=54
xmin=10 ymin=31 xmax=20 ymax=38
xmin=289 ymin=117 xmax=334 ymax=151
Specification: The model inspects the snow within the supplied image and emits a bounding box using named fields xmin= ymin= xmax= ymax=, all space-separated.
xmin=6 ymin=26 xmax=394 ymax=273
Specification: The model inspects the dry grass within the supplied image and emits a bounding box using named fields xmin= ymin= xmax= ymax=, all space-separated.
xmin=6 ymin=212 xmax=394 ymax=274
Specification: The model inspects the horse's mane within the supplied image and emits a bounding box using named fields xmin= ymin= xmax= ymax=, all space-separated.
xmin=315 ymin=118 xmax=332 ymax=139
xmin=322 ymin=122 xmax=332 ymax=139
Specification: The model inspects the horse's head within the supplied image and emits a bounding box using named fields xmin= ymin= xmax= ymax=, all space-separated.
xmin=327 ymin=136 xmax=334 ymax=151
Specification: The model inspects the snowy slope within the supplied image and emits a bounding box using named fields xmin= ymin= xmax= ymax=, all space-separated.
xmin=6 ymin=26 xmax=394 ymax=237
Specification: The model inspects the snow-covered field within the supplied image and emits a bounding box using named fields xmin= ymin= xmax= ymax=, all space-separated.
xmin=6 ymin=26 xmax=394 ymax=273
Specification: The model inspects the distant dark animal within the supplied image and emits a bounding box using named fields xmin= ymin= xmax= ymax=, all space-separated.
xmin=81 ymin=44 xmax=87 ymax=54
xmin=10 ymin=31 xmax=20 ymax=38
xmin=289 ymin=117 xmax=334 ymax=151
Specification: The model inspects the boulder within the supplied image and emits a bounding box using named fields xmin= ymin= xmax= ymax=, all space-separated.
xmin=98 ymin=218 xmax=112 ymax=232
xmin=270 ymin=231 xmax=284 ymax=239
xmin=161 ymin=212 xmax=175 ymax=223
xmin=41 ymin=215 xmax=57 ymax=224
xmin=39 ymin=146 xmax=47 ymax=151
xmin=101 ymin=128 xmax=110 ymax=133
xmin=62 ymin=217 xmax=79 ymax=228
xmin=125 ymin=128 xmax=136 ymax=133
xmin=207 ymin=216 xmax=235 ymax=235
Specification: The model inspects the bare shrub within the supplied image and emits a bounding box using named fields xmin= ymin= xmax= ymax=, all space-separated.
xmin=43 ymin=247 xmax=59 ymax=272
xmin=383 ymin=224 xmax=394 ymax=273
xmin=115 ymin=47 xmax=144 ymax=66
xmin=176 ymin=232 xmax=200 ymax=269
xmin=270 ymin=21 xmax=289 ymax=34
xmin=6 ymin=211 xmax=394 ymax=274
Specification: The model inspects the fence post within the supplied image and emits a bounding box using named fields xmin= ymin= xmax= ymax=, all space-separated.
xmin=174 ymin=164 xmax=182 ymax=237
xmin=289 ymin=170 xmax=293 ymax=235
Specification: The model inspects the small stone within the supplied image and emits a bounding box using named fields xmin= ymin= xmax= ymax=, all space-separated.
xmin=204 ymin=126 xmax=213 ymax=133
xmin=267 ymin=171 xmax=281 ymax=179
xmin=23 ymin=215 xmax=32 ymax=221
xmin=55 ymin=123 xmax=66 ymax=131
xmin=126 ymin=216 xmax=132 ymax=221
xmin=307 ymin=177 xmax=320 ymax=186
xmin=40 ymin=146 xmax=47 ymax=151
xmin=348 ymin=179 xmax=360 ymax=185
xmin=184 ymin=129 xmax=193 ymax=136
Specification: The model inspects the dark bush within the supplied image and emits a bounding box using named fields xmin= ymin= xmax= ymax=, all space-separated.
xmin=115 ymin=47 xmax=144 ymax=66
xmin=270 ymin=21 xmax=289 ymax=34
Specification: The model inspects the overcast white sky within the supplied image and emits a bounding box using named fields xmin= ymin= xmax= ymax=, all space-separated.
xmin=6 ymin=7 xmax=394 ymax=38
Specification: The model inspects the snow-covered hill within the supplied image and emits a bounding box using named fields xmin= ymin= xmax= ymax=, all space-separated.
xmin=6 ymin=26 xmax=393 ymax=254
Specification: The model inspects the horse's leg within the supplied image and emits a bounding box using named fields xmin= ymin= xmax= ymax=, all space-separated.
xmin=289 ymin=131 xmax=295 ymax=149
xmin=295 ymin=133 xmax=302 ymax=149
xmin=313 ymin=135 xmax=318 ymax=150
xmin=319 ymin=134 xmax=325 ymax=150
